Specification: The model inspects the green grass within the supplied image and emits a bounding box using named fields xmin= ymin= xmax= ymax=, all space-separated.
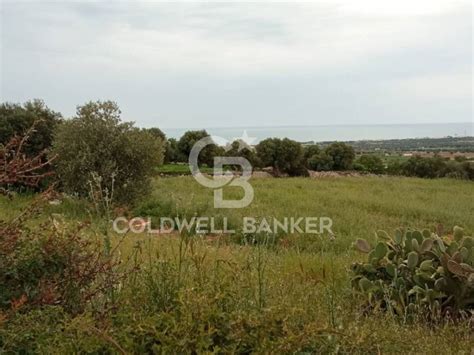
xmin=156 ymin=163 xmax=215 ymax=175
xmin=1 ymin=176 xmax=473 ymax=353
xmin=145 ymin=176 xmax=474 ymax=250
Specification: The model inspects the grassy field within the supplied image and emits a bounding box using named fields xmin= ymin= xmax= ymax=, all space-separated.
xmin=156 ymin=163 xmax=215 ymax=175
xmin=1 ymin=176 xmax=473 ymax=353
xmin=143 ymin=176 xmax=474 ymax=249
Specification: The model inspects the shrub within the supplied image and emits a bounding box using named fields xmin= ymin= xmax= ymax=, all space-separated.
xmin=225 ymin=140 xmax=260 ymax=169
xmin=355 ymin=155 xmax=385 ymax=174
xmin=307 ymin=152 xmax=334 ymax=171
xmin=303 ymin=144 xmax=321 ymax=167
xmin=255 ymin=138 xmax=306 ymax=176
xmin=51 ymin=101 xmax=164 ymax=205
xmin=0 ymin=100 xmax=61 ymax=157
xmin=0 ymin=123 xmax=56 ymax=193
xmin=324 ymin=142 xmax=355 ymax=170
xmin=0 ymin=193 xmax=120 ymax=315
xmin=351 ymin=227 xmax=474 ymax=320
xmin=178 ymin=130 xmax=221 ymax=167
xmin=401 ymin=155 xmax=447 ymax=178
xmin=144 ymin=127 xmax=182 ymax=164
xmin=165 ymin=138 xmax=183 ymax=163
xmin=386 ymin=159 xmax=404 ymax=176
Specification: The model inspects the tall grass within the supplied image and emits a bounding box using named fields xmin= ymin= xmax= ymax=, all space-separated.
xmin=1 ymin=176 xmax=473 ymax=353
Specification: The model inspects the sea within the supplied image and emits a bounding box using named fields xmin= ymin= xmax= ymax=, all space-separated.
xmin=163 ymin=122 xmax=473 ymax=143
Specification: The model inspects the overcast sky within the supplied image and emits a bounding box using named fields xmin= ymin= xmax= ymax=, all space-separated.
xmin=0 ymin=0 xmax=472 ymax=128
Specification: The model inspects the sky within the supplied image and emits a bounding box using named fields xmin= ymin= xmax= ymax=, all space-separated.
xmin=0 ymin=0 xmax=472 ymax=129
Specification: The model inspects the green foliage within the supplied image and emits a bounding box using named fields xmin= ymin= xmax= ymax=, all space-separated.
xmin=307 ymin=151 xmax=334 ymax=171
xmin=388 ymin=155 xmax=474 ymax=180
xmin=225 ymin=140 xmax=260 ymax=168
xmin=0 ymin=199 xmax=120 ymax=315
xmin=303 ymin=144 xmax=321 ymax=166
xmin=1 ymin=178 xmax=474 ymax=353
xmin=255 ymin=138 xmax=307 ymax=176
xmin=325 ymin=142 xmax=355 ymax=170
xmin=0 ymin=100 xmax=62 ymax=157
xmin=352 ymin=227 xmax=474 ymax=320
xmin=355 ymin=154 xmax=385 ymax=174
xmin=51 ymin=101 xmax=164 ymax=205
xmin=402 ymin=155 xmax=447 ymax=178
xmin=164 ymin=137 xmax=183 ymax=163
xmin=177 ymin=130 xmax=222 ymax=167
xmin=144 ymin=128 xmax=184 ymax=164
xmin=307 ymin=142 xmax=355 ymax=171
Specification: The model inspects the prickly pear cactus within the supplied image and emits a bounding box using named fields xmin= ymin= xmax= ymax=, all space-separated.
xmin=351 ymin=226 xmax=474 ymax=320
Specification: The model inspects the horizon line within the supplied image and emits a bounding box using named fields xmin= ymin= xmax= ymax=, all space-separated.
xmin=158 ymin=121 xmax=473 ymax=131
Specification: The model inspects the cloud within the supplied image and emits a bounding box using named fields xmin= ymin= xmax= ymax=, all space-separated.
xmin=0 ymin=1 xmax=471 ymax=127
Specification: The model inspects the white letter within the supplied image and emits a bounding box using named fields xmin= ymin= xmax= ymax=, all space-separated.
xmin=305 ymin=217 xmax=319 ymax=234
xmin=196 ymin=217 xmax=209 ymax=234
xmin=290 ymin=217 xmax=304 ymax=233
xmin=243 ymin=217 xmax=257 ymax=233
xmin=160 ymin=217 xmax=175 ymax=234
xmin=320 ymin=217 xmax=333 ymax=234
xmin=176 ymin=217 xmax=196 ymax=233
xmin=112 ymin=217 xmax=129 ymax=234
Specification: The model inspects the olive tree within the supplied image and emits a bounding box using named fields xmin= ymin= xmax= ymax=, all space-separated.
xmin=0 ymin=99 xmax=62 ymax=157
xmin=51 ymin=101 xmax=164 ymax=205
xmin=256 ymin=138 xmax=306 ymax=176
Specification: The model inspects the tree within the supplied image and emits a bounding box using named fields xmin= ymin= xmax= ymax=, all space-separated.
xmin=256 ymin=138 xmax=306 ymax=176
xmin=165 ymin=138 xmax=183 ymax=163
xmin=303 ymin=144 xmax=321 ymax=166
xmin=255 ymin=138 xmax=279 ymax=168
xmin=142 ymin=127 xmax=168 ymax=166
xmin=307 ymin=151 xmax=334 ymax=171
xmin=144 ymin=127 xmax=166 ymax=142
xmin=325 ymin=142 xmax=355 ymax=170
xmin=304 ymin=144 xmax=321 ymax=161
xmin=51 ymin=101 xmax=164 ymax=205
xmin=178 ymin=130 xmax=221 ymax=167
xmin=224 ymin=140 xmax=260 ymax=168
xmin=402 ymin=155 xmax=446 ymax=178
xmin=0 ymin=100 xmax=62 ymax=157
xmin=356 ymin=155 xmax=385 ymax=174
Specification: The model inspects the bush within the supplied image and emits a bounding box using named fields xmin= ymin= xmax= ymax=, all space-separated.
xmin=355 ymin=155 xmax=385 ymax=174
xmin=225 ymin=140 xmax=260 ymax=169
xmin=0 ymin=100 xmax=61 ymax=157
xmin=51 ymin=101 xmax=164 ymax=205
xmin=307 ymin=151 xmax=333 ymax=171
xmin=307 ymin=142 xmax=355 ymax=171
xmin=255 ymin=138 xmax=306 ymax=176
xmin=402 ymin=155 xmax=447 ymax=178
xmin=0 ymin=122 xmax=57 ymax=196
xmin=165 ymin=138 xmax=183 ymax=163
xmin=324 ymin=142 xmax=355 ymax=170
xmin=178 ymin=130 xmax=221 ymax=167
xmin=0 ymin=193 xmax=120 ymax=315
xmin=352 ymin=227 xmax=474 ymax=320
xmin=303 ymin=144 xmax=321 ymax=168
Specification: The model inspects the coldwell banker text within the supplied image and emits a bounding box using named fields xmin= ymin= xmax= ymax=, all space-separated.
xmin=113 ymin=216 xmax=334 ymax=235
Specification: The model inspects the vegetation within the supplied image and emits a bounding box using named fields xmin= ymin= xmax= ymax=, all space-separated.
xmin=177 ymin=130 xmax=222 ymax=167
xmin=317 ymin=136 xmax=474 ymax=153
xmin=0 ymin=176 xmax=473 ymax=353
xmin=307 ymin=142 xmax=355 ymax=172
xmin=0 ymin=100 xmax=62 ymax=158
xmin=354 ymin=154 xmax=385 ymax=174
xmin=389 ymin=155 xmax=474 ymax=180
xmin=51 ymin=101 xmax=164 ymax=205
xmin=353 ymin=227 xmax=474 ymax=320
xmin=255 ymin=137 xmax=306 ymax=176
xmin=1 ymin=99 xmax=473 ymax=352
